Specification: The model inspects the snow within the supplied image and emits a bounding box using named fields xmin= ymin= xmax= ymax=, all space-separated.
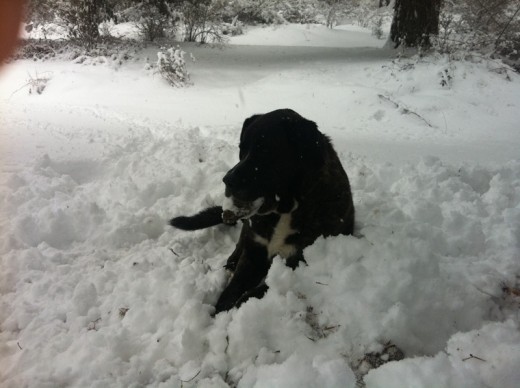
xmin=365 ymin=320 xmax=520 ymax=388
xmin=1 ymin=23 xmax=520 ymax=387
xmin=229 ymin=23 xmax=383 ymax=48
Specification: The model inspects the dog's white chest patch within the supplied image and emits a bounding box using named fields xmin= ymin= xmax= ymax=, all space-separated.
xmin=254 ymin=213 xmax=297 ymax=258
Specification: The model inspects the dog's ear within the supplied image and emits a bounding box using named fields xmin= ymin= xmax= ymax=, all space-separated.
xmin=240 ymin=114 xmax=262 ymax=143
xmin=291 ymin=119 xmax=327 ymax=170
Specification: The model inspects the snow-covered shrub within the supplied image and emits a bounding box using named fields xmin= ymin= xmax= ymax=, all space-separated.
xmin=432 ymin=0 xmax=520 ymax=72
xmin=181 ymin=0 xmax=229 ymax=43
xmin=348 ymin=0 xmax=393 ymax=32
xmin=14 ymin=39 xmax=142 ymax=70
xmin=156 ymin=47 xmax=191 ymax=87
xmin=371 ymin=16 xmax=384 ymax=39
xmin=99 ymin=20 xmax=116 ymax=38
xmin=25 ymin=0 xmax=57 ymax=39
xmin=24 ymin=22 xmax=68 ymax=40
xmin=56 ymin=0 xmax=105 ymax=47
xmin=15 ymin=40 xmax=58 ymax=61
xmin=29 ymin=72 xmax=51 ymax=94
xmin=353 ymin=1 xmax=376 ymax=28
xmin=321 ymin=0 xmax=359 ymax=28
xmin=26 ymin=0 xmax=117 ymax=47
xmin=279 ymin=0 xmax=319 ymax=24
xmin=223 ymin=0 xmax=285 ymax=25
xmin=133 ymin=4 xmax=175 ymax=41
xmin=220 ymin=18 xmax=244 ymax=36
xmin=136 ymin=9 xmax=167 ymax=41
xmin=13 ymin=71 xmax=52 ymax=95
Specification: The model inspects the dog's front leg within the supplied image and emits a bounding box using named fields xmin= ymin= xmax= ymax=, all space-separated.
xmin=220 ymin=249 xmax=306 ymax=313
xmin=223 ymin=222 xmax=247 ymax=271
xmin=284 ymin=249 xmax=306 ymax=269
xmin=215 ymin=241 xmax=270 ymax=313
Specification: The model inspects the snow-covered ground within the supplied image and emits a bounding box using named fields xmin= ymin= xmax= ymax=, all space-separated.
xmin=1 ymin=24 xmax=519 ymax=387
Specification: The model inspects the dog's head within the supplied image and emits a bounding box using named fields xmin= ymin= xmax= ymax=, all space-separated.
xmin=223 ymin=109 xmax=327 ymax=217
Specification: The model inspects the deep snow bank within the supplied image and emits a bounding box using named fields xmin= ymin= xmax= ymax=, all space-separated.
xmin=1 ymin=121 xmax=519 ymax=387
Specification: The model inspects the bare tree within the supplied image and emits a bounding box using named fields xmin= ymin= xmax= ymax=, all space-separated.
xmin=181 ymin=0 xmax=227 ymax=43
xmin=55 ymin=0 xmax=115 ymax=47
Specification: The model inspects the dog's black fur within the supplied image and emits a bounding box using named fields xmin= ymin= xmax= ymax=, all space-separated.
xmin=170 ymin=109 xmax=354 ymax=313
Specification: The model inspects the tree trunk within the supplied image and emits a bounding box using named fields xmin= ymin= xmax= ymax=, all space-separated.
xmin=389 ymin=0 xmax=441 ymax=48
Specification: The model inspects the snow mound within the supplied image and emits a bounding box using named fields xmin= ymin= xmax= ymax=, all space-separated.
xmin=365 ymin=320 xmax=520 ymax=388
xmin=1 ymin=123 xmax=519 ymax=387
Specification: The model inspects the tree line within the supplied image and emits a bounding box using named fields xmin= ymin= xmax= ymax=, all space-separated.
xmin=25 ymin=0 xmax=520 ymax=67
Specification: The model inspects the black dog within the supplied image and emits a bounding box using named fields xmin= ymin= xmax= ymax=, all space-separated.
xmin=170 ymin=109 xmax=354 ymax=313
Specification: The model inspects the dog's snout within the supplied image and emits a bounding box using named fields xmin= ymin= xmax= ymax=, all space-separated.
xmin=223 ymin=164 xmax=253 ymax=201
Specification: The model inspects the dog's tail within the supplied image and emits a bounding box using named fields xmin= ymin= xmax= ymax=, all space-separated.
xmin=169 ymin=206 xmax=224 ymax=230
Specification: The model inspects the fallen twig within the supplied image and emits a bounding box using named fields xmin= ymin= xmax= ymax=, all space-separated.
xmin=88 ymin=317 xmax=102 ymax=331
xmin=323 ymin=325 xmax=341 ymax=331
xmin=462 ymin=353 xmax=486 ymax=362
xmin=10 ymin=71 xmax=53 ymax=98
xmin=378 ymin=94 xmax=434 ymax=128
